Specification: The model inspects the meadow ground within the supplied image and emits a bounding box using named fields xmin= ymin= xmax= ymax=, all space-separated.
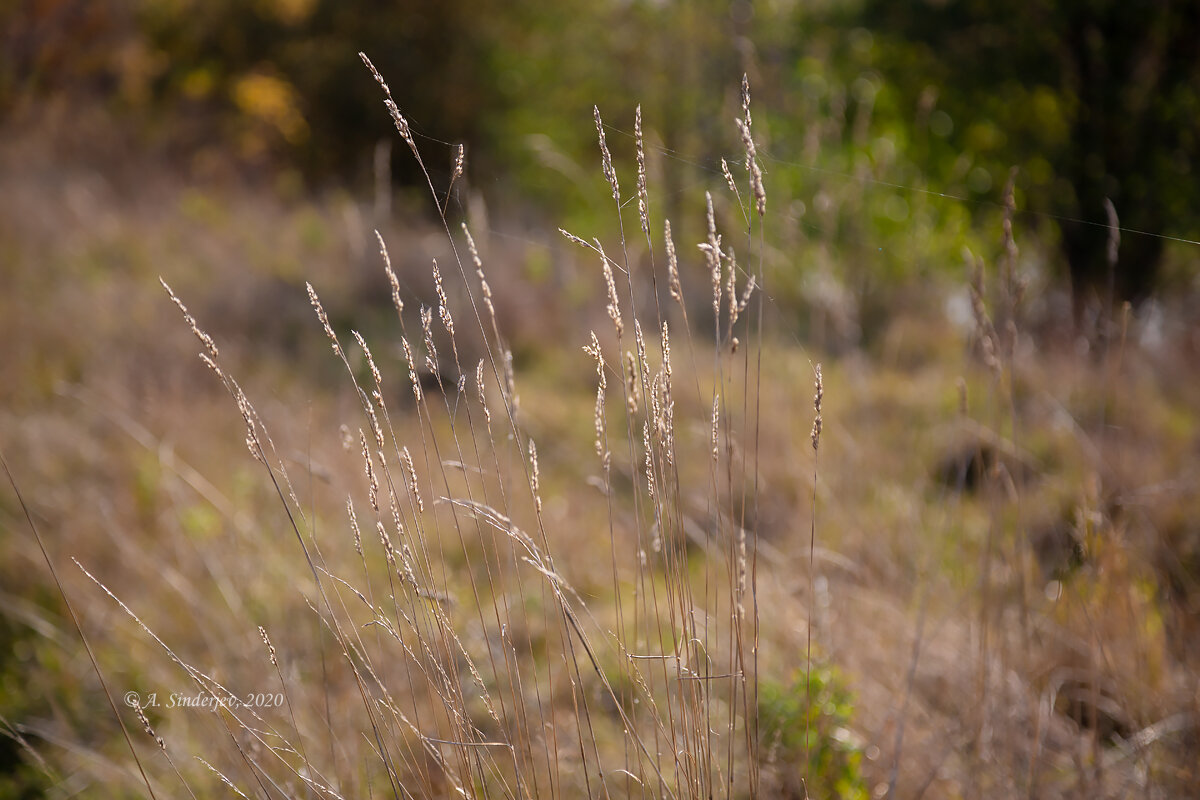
xmin=1 ymin=94 xmax=1198 ymax=799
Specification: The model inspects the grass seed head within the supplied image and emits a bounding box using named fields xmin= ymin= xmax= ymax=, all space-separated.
xmin=401 ymin=336 xmax=421 ymax=403
xmin=665 ymin=219 xmax=683 ymax=309
xmin=625 ymin=350 xmax=640 ymax=416
xmin=635 ymin=104 xmax=649 ymax=236
xmin=595 ymin=105 xmax=620 ymax=202
xmin=375 ymin=230 xmax=403 ymax=318
xmin=811 ymin=362 xmax=824 ymax=453
xmin=598 ymin=240 xmax=623 ymax=339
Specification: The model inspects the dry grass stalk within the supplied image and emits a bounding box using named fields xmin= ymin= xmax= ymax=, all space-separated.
xmin=804 ymin=361 xmax=824 ymax=792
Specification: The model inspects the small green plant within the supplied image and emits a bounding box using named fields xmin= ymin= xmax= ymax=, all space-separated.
xmin=758 ymin=665 xmax=868 ymax=800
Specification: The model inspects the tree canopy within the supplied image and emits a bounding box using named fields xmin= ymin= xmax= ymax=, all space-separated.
xmin=852 ymin=0 xmax=1200 ymax=307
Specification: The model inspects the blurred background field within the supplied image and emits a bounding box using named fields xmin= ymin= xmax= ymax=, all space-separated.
xmin=1 ymin=1 xmax=1199 ymax=798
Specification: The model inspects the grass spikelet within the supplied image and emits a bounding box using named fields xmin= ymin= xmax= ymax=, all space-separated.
xmin=585 ymin=332 xmax=609 ymax=467
xmin=811 ymin=362 xmax=823 ymax=452
xmin=351 ymin=330 xmax=385 ymax=409
xmin=159 ymin=278 xmax=219 ymax=362
xmin=529 ymin=438 xmax=542 ymax=514
xmin=420 ymin=306 xmax=438 ymax=378
xmin=257 ymin=626 xmax=277 ymax=667
xmin=133 ymin=703 xmax=166 ymax=753
xmin=722 ymin=157 xmax=738 ymax=197
xmin=402 ymin=336 xmax=422 ymax=403
xmin=742 ymin=72 xmax=752 ymax=131
xmin=712 ymin=394 xmax=721 ymax=463
xmin=635 ymin=104 xmax=649 ymax=237
xmin=502 ymin=348 xmax=519 ymax=417
xmin=346 ymin=496 xmax=363 ymax=556
xmin=400 ymin=445 xmax=423 ymax=514
xmin=359 ymin=52 xmax=416 ymax=155
xmin=598 ymin=240 xmax=623 ymax=339
xmin=664 ymin=219 xmax=685 ymax=318
xmin=658 ymin=321 xmax=674 ymax=461
xmin=432 ymin=259 xmax=455 ymax=339
xmin=448 ymin=143 xmax=465 ymax=197
xmin=736 ymin=524 xmax=747 ymax=620
xmin=726 ymin=245 xmax=740 ymax=333
xmin=359 ymin=428 xmax=380 ymax=512
xmin=739 ymin=274 xmax=757 ymax=315
xmin=475 ymin=358 xmax=491 ymax=426
xmin=594 ymin=105 xmax=619 ymax=202
xmin=967 ymin=252 xmax=1002 ymax=376
xmin=233 ymin=385 xmax=263 ymax=463
xmin=737 ymin=75 xmax=765 ymax=217
xmin=702 ymin=192 xmax=722 ymax=329
xmin=625 ymin=350 xmax=640 ymax=416
xmin=196 ymin=758 xmax=249 ymax=799
xmin=375 ymin=230 xmax=404 ymax=318
xmin=306 ymin=282 xmax=343 ymax=359
xmin=463 ymin=223 xmax=503 ymax=351
xmin=735 ymin=118 xmax=766 ymax=219
xmin=634 ymin=319 xmax=649 ymax=392
xmin=642 ymin=419 xmax=656 ymax=510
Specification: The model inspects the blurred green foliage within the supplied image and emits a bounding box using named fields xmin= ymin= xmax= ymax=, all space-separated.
xmin=758 ymin=665 xmax=868 ymax=799
xmin=2 ymin=0 xmax=1196 ymax=303
xmin=847 ymin=0 xmax=1200 ymax=305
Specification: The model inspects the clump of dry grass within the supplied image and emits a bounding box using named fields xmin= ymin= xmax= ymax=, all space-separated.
xmin=41 ymin=59 xmax=787 ymax=799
